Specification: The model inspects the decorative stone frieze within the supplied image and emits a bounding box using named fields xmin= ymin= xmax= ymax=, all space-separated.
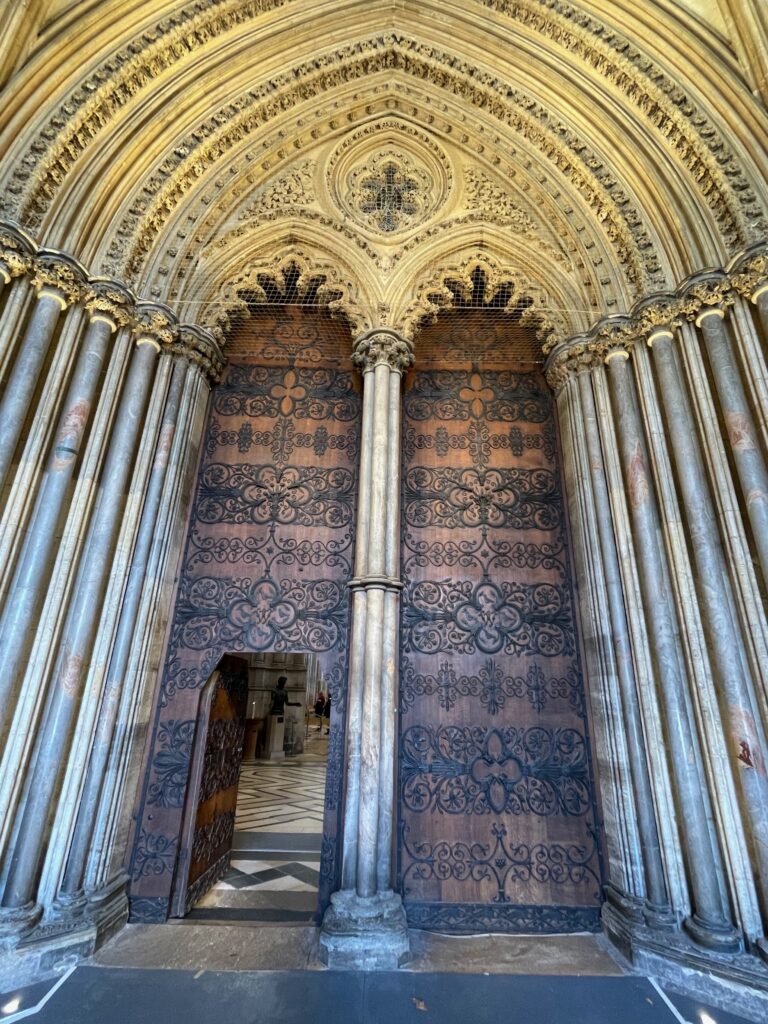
xmin=3 ymin=0 xmax=761 ymax=261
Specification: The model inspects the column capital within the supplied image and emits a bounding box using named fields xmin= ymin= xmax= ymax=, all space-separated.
xmin=678 ymin=273 xmax=733 ymax=321
xmin=175 ymin=324 xmax=226 ymax=383
xmin=30 ymin=252 xmax=86 ymax=308
xmin=632 ymin=294 xmax=683 ymax=338
xmin=729 ymin=246 xmax=768 ymax=303
xmin=0 ymin=227 xmax=34 ymax=282
xmin=592 ymin=317 xmax=638 ymax=363
xmin=83 ymin=278 xmax=135 ymax=331
xmin=133 ymin=301 xmax=178 ymax=350
xmin=352 ymin=328 xmax=414 ymax=375
xmin=543 ymin=337 xmax=600 ymax=393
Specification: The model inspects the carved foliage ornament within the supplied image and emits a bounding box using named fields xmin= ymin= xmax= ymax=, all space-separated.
xmin=93 ymin=38 xmax=656 ymax=286
xmin=352 ymin=329 xmax=414 ymax=374
xmin=3 ymin=1 xmax=760 ymax=264
xmin=543 ymin=266 xmax=760 ymax=390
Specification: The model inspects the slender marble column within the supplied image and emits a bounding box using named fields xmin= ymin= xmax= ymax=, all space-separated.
xmin=87 ymin=356 xmax=210 ymax=899
xmin=0 ymin=275 xmax=32 ymax=379
xmin=340 ymin=355 xmax=375 ymax=891
xmin=0 ymin=334 xmax=160 ymax=917
xmin=59 ymin=354 xmax=187 ymax=903
xmin=752 ymin=282 xmax=768 ymax=340
xmin=0 ymin=296 xmax=126 ymax=736
xmin=320 ymin=328 xmax=412 ymax=970
xmin=377 ymin=368 xmax=402 ymax=892
xmin=648 ymin=325 xmax=768 ymax=918
xmin=356 ymin=358 xmax=391 ymax=898
xmin=0 ymin=260 xmax=82 ymax=490
xmin=606 ymin=348 xmax=740 ymax=952
xmin=696 ymin=307 xmax=768 ymax=583
xmin=578 ymin=369 xmax=671 ymax=925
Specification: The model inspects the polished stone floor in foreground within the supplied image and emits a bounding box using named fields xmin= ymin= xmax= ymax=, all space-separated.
xmin=0 ymin=930 xmax=757 ymax=1023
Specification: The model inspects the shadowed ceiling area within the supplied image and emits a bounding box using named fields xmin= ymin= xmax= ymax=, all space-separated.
xmin=0 ymin=0 xmax=766 ymax=353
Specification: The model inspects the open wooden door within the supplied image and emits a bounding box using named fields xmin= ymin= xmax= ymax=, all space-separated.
xmin=170 ymin=655 xmax=248 ymax=916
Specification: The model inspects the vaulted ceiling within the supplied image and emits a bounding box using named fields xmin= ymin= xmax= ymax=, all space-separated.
xmin=0 ymin=0 xmax=766 ymax=345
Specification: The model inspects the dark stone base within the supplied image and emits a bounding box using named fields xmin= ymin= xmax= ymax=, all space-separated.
xmin=319 ymin=889 xmax=410 ymax=970
xmin=602 ymin=901 xmax=768 ymax=1022
xmin=0 ymin=878 xmax=129 ymax=990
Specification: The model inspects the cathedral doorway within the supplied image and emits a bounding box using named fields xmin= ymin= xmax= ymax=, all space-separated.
xmin=129 ymin=295 xmax=359 ymax=924
xmin=169 ymin=652 xmax=331 ymax=923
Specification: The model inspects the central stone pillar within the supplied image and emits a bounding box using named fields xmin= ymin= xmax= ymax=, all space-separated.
xmin=319 ymin=327 xmax=413 ymax=970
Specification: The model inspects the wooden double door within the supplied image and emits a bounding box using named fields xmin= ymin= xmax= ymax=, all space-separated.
xmin=396 ymin=359 xmax=603 ymax=933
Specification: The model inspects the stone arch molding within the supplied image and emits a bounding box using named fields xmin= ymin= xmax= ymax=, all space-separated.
xmin=0 ymin=1 xmax=765 ymax=347
xmin=191 ymin=218 xmax=570 ymax=351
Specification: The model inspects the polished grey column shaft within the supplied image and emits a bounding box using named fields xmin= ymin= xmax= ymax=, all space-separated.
xmin=578 ymin=370 xmax=670 ymax=920
xmin=0 ymin=275 xmax=32 ymax=377
xmin=376 ymin=368 xmax=402 ymax=892
xmin=340 ymin=360 xmax=375 ymax=891
xmin=60 ymin=355 xmax=186 ymax=898
xmin=0 ymin=312 xmax=116 ymax=735
xmin=356 ymin=359 xmax=390 ymax=898
xmin=0 ymin=287 xmax=69 ymax=489
xmin=606 ymin=349 xmax=738 ymax=952
xmin=697 ymin=309 xmax=768 ymax=584
xmin=649 ymin=326 xmax=768 ymax=916
xmin=1 ymin=339 xmax=159 ymax=909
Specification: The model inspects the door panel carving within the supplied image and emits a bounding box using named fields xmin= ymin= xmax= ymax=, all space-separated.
xmin=171 ymin=657 xmax=248 ymax=915
xmin=398 ymin=326 xmax=602 ymax=933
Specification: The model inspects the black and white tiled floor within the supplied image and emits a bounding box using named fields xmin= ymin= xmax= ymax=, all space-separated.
xmin=235 ymin=755 xmax=326 ymax=834
xmin=188 ymin=750 xmax=328 ymax=924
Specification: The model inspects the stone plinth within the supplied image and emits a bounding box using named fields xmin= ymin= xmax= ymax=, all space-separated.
xmin=319 ymin=889 xmax=409 ymax=970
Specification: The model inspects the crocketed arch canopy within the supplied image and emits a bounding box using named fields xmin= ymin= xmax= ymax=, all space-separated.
xmin=1 ymin=0 xmax=765 ymax=348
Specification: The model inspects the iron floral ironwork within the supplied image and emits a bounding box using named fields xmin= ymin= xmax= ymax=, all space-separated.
xmin=400 ymin=658 xmax=584 ymax=716
xmin=402 ymin=578 xmax=575 ymax=657
xmin=404 ymin=465 xmax=561 ymax=531
xmin=400 ymin=725 xmax=591 ymax=817
xmin=401 ymin=822 xmax=600 ymax=900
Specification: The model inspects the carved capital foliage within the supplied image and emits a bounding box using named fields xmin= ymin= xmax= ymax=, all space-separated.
xmin=631 ymin=295 xmax=683 ymax=336
xmin=730 ymin=248 xmax=768 ymax=299
xmin=678 ymin=275 xmax=733 ymax=320
xmin=30 ymin=253 xmax=85 ymax=306
xmin=84 ymin=278 xmax=135 ymax=328
xmin=0 ymin=230 xmax=33 ymax=279
xmin=544 ymin=341 xmax=600 ymax=393
xmin=352 ymin=328 xmax=414 ymax=374
xmin=176 ymin=325 xmax=226 ymax=383
xmin=134 ymin=302 xmax=178 ymax=346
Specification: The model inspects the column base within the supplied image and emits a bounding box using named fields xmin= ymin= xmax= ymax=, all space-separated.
xmin=319 ymin=889 xmax=409 ymax=970
xmin=0 ymin=901 xmax=42 ymax=946
xmin=684 ymin=913 xmax=742 ymax=953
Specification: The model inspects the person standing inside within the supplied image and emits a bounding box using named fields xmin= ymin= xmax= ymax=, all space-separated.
xmin=270 ymin=675 xmax=301 ymax=715
xmin=313 ymin=691 xmax=326 ymax=730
